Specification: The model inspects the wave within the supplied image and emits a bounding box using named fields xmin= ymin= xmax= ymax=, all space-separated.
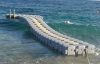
xmin=64 ymin=20 xmax=74 ymax=24
xmin=63 ymin=20 xmax=84 ymax=26
xmin=95 ymin=48 xmax=100 ymax=56
xmin=62 ymin=20 xmax=100 ymax=27
xmin=90 ymin=0 xmax=100 ymax=1
xmin=46 ymin=20 xmax=100 ymax=27
xmin=96 ymin=48 xmax=100 ymax=52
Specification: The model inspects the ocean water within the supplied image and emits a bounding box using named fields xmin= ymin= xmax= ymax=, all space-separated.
xmin=0 ymin=0 xmax=100 ymax=64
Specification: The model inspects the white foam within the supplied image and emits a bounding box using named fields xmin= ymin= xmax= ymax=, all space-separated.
xmin=96 ymin=48 xmax=100 ymax=51
xmin=91 ymin=0 xmax=100 ymax=1
xmin=95 ymin=52 xmax=99 ymax=56
xmin=64 ymin=20 xmax=74 ymax=24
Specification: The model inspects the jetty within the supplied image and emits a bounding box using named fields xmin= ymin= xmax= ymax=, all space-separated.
xmin=6 ymin=10 xmax=95 ymax=55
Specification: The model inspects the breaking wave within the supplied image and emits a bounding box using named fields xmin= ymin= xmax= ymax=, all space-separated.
xmin=91 ymin=0 xmax=100 ymax=1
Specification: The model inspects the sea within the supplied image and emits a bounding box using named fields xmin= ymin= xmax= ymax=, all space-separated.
xmin=0 ymin=0 xmax=100 ymax=64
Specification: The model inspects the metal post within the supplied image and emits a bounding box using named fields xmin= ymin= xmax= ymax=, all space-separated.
xmin=13 ymin=9 xmax=15 ymax=19
xmin=74 ymin=46 xmax=79 ymax=57
xmin=87 ymin=54 xmax=91 ymax=64
xmin=9 ymin=9 xmax=11 ymax=19
xmin=86 ymin=48 xmax=91 ymax=64
xmin=84 ymin=47 xmax=91 ymax=64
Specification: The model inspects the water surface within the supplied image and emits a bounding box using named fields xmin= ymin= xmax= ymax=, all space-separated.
xmin=0 ymin=0 xmax=100 ymax=64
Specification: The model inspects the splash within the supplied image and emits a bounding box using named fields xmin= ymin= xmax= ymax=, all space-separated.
xmin=95 ymin=48 xmax=100 ymax=56
xmin=95 ymin=52 xmax=99 ymax=56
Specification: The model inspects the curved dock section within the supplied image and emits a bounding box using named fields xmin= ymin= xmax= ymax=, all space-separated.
xmin=6 ymin=14 xmax=95 ymax=55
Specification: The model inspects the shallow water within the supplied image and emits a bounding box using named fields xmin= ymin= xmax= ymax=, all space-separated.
xmin=0 ymin=0 xmax=100 ymax=64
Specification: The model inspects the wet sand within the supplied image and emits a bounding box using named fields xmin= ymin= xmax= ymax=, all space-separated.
xmin=0 ymin=51 xmax=100 ymax=64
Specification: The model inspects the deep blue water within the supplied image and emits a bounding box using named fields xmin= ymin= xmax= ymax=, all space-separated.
xmin=0 ymin=0 xmax=100 ymax=64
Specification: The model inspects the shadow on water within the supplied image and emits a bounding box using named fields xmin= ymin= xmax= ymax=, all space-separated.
xmin=0 ymin=19 xmax=100 ymax=64
xmin=23 ymin=30 xmax=62 ymax=55
xmin=17 ymin=18 xmax=62 ymax=55
xmin=0 ymin=18 xmax=62 ymax=59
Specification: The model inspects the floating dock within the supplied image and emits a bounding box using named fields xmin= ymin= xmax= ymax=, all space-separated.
xmin=6 ymin=10 xmax=95 ymax=55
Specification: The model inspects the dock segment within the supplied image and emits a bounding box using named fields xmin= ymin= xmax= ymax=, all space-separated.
xmin=6 ymin=14 xmax=95 ymax=55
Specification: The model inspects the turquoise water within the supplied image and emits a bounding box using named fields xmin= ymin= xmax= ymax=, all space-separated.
xmin=0 ymin=0 xmax=100 ymax=64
